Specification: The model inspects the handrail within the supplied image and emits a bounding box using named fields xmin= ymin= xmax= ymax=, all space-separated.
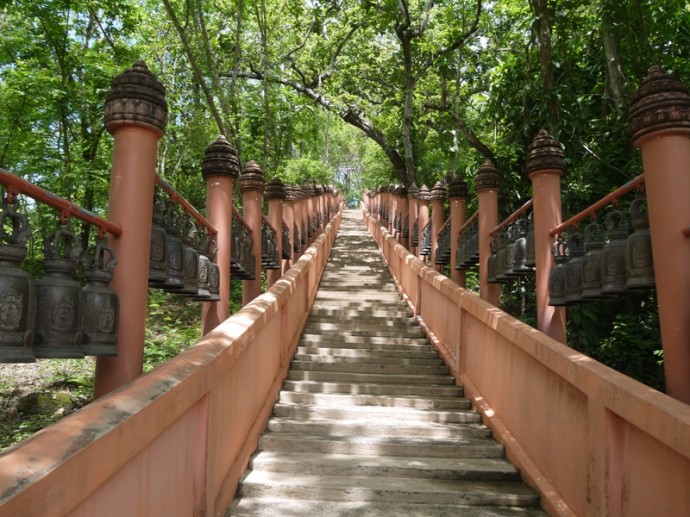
xmin=262 ymin=214 xmax=278 ymax=235
xmin=457 ymin=211 xmax=478 ymax=237
xmin=549 ymin=174 xmax=645 ymax=236
xmin=232 ymin=206 xmax=252 ymax=233
xmin=491 ymin=199 xmax=533 ymax=236
xmin=155 ymin=174 xmax=217 ymax=235
xmin=0 ymin=167 xmax=123 ymax=237
xmin=437 ymin=216 xmax=451 ymax=237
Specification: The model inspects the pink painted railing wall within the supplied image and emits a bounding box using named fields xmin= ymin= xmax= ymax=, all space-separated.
xmin=365 ymin=209 xmax=690 ymax=517
xmin=0 ymin=211 xmax=342 ymax=516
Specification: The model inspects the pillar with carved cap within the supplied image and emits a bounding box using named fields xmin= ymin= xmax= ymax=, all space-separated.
xmin=429 ymin=182 xmax=447 ymax=271
xmin=526 ymin=130 xmax=566 ymax=344
xmin=448 ymin=177 xmax=468 ymax=287
xmin=407 ymin=184 xmax=419 ymax=253
xmin=476 ymin=161 xmax=501 ymax=306
xmin=95 ymin=61 xmax=167 ymax=398
xmin=201 ymin=136 xmax=239 ymax=335
xmin=417 ymin=185 xmax=431 ymax=261
xmin=266 ymin=177 xmax=285 ymax=288
xmin=240 ymin=161 xmax=265 ymax=305
xmin=629 ymin=66 xmax=690 ymax=403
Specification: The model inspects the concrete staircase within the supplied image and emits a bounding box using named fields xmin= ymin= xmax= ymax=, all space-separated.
xmin=228 ymin=210 xmax=545 ymax=516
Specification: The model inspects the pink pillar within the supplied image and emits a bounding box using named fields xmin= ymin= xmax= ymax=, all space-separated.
xmin=282 ymin=188 xmax=295 ymax=273
xmin=430 ymin=182 xmax=447 ymax=271
xmin=391 ymin=187 xmax=399 ymax=236
xmin=476 ymin=161 xmax=501 ymax=306
xmin=293 ymin=187 xmax=304 ymax=260
xmin=398 ymin=191 xmax=409 ymax=247
xmin=526 ymin=131 xmax=567 ymax=344
xmin=201 ymin=136 xmax=238 ymax=335
xmin=449 ymin=178 xmax=468 ymax=287
xmin=240 ymin=161 xmax=265 ymax=305
xmin=630 ymin=66 xmax=690 ymax=403
xmin=407 ymin=184 xmax=419 ymax=252
xmin=95 ymin=61 xmax=167 ymax=398
xmin=417 ymin=185 xmax=430 ymax=261
xmin=266 ymin=177 xmax=285 ymax=288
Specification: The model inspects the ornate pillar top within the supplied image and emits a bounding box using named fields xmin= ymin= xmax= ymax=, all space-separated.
xmin=525 ymin=130 xmax=565 ymax=176
xmin=105 ymin=60 xmax=168 ymax=136
xmin=239 ymin=161 xmax=266 ymax=193
xmin=447 ymin=177 xmax=468 ymax=199
xmin=475 ymin=160 xmax=501 ymax=191
xmin=201 ymin=135 xmax=239 ymax=180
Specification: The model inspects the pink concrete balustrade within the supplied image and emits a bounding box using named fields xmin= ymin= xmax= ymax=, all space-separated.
xmin=364 ymin=209 xmax=690 ymax=517
xmin=0 ymin=210 xmax=342 ymax=516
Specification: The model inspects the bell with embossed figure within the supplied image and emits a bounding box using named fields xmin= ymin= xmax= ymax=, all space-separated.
xmin=601 ymin=209 xmax=629 ymax=296
xmin=34 ymin=225 xmax=84 ymax=358
xmin=81 ymin=238 xmax=119 ymax=356
xmin=0 ymin=194 xmax=36 ymax=363
xmin=495 ymin=231 xmax=509 ymax=283
xmin=625 ymin=198 xmax=655 ymax=290
xmin=548 ymin=235 xmax=569 ymax=306
xmin=525 ymin=213 xmax=536 ymax=268
xmin=148 ymin=191 xmax=168 ymax=285
xmin=504 ymin=224 xmax=518 ymax=277
xmin=162 ymin=201 xmax=184 ymax=290
xmin=191 ymin=235 xmax=212 ymax=300
xmin=582 ymin=222 xmax=605 ymax=300
xmin=487 ymin=236 xmax=498 ymax=283
xmin=565 ymin=232 xmax=584 ymax=305
xmin=179 ymin=216 xmax=200 ymax=296
xmin=512 ymin=218 xmax=533 ymax=275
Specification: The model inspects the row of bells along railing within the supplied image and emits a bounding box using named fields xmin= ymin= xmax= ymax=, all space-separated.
xmin=0 ymin=192 xmax=120 ymax=363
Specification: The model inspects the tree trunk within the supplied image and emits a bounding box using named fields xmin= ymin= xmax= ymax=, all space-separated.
xmin=600 ymin=6 xmax=626 ymax=108
xmin=529 ymin=0 xmax=558 ymax=132
xmin=400 ymin=32 xmax=417 ymax=186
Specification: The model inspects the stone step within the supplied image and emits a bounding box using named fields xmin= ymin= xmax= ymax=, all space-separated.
xmin=250 ymin=452 xmax=519 ymax=481
xmin=296 ymin=346 xmax=437 ymax=360
xmin=300 ymin=334 xmax=430 ymax=348
xmin=258 ymin=433 xmax=503 ymax=459
xmin=305 ymin=316 xmax=418 ymax=330
xmin=286 ymin=370 xmax=455 ymax=385
xmin=278 ymin=391 xmax=469 ymax=410
xmin=308 ymin=307 xmax=411 ymax=318
xmin=266 ymin=417 xmax=493 ymax=439
xmin=303 ymin=325 xmax=425 ymax=339
xmin=289 ymin=360 xmax=449 ymax=376
xmin=228 ymin=497 xmax=547 ymax=517
xmin=309 ymin=300 xmax=409 ymax=312
xmin=238 ymin=471 xmax=540 ymax=506
xmin=273 ymin=402 xmax=481 ymax=424
xmin=282 ymin=380 xmax=462 ymax=398
xmin=314 ymin=291 xmax=402 ymax=302
xmin=293 ymin=353 xmax=443 ymax=367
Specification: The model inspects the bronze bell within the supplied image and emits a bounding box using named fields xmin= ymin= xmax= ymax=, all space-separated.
xmin=0 ymin=194 xmax=36 ymax=363
xmin=81 ymin=238 xmax=119 ymax=356
xmin=34 ymin=225 xmax=84 ymax=359
xmin=179 ymin=216 xmax=200 ymax=296
xmin=565 ymin=232 xmax=584 ymax=305
xmin=512 ymin=218 xmax=533 ymax=275
xmin=582 ymin=222 xmax=605 ymax=300
xmin=625 ymin=198 xmax=655 ymax=290
xmin=192 ymin=235 xmax=212 ymax=300
xmin=504 ymin=224 xmax=518 ymax=278
xmin=601 ymin=209 xmax=629 ymax=296
xmin=469 ymin=222 xmax=479 ymax=263
xmin=525 ymin=213 xmax=536 ymax=268
xmin=548 ymin=235 xmax=569 ymax=306
xmin=206 ymin=239 xmax=221 ymax=302
xmin=454 ymin=234 xmax=465 ymax=270
xmin=487 ymin=236 xmax=498 ymax=283
xmin=163 ymin=202 xmax=184 ymax=290
xmin=149 ymin=191 xmax=167 ymax=285
xmin=495 ymin=231 xmax=509 ymax=283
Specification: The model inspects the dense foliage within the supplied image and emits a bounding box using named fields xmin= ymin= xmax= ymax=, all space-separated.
xmin=1 ymin=0 xmax=685 ymax=393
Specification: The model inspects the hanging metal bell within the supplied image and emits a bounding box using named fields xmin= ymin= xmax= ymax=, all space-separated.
xmin=149 ymin=191 xmax=167 ymax=285
xmin=179 ymin=216 xmax=200 ymax=296
xmin=34 ymin=225 xmax=84 ymax=358
xmin=192 ymin=236 xmax=212 ymax=300
xmin=625 ymin=198 xmax=655 ymax=290
xmin=525 ymin=213 xmax=536 ymax=268
xmin=512 ymin=218 xmax=533 ymax=275
xmin=504 ymin=224 xmax=518 ymax=278
xmin=582 ymin=221 xmax=605 ymax=300
xmin=454 ymin=233 xmax=465 ymax=270
xmin=487 ymin=236 xmax=498 ymax=283
xmin=81 ymin=238 xmax=119 ymax=356
xmin=495 ymin=231 xmax=509 ymax=283
xmin=548 ymin=235 xmax=569 ymax=306
xmin=601 ymin=209 xmax=629 ymax=296
xmin=565 ymin=232 xmax=584 ymax=305
xmin=163 ymin=202 xmax=184 ymax=290
xmin=0 ymin=194 xmax=36 ymax=363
